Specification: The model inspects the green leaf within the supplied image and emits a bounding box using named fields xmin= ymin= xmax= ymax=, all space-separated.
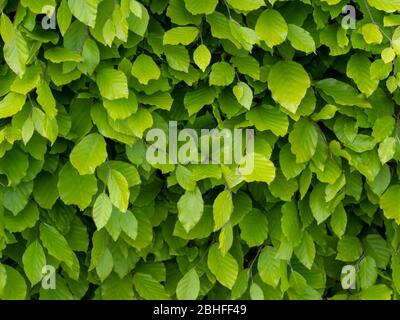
xmin=36 ymin=82 xmax=57 ymax=118
xmin=177 ymin=187 xmax=204 ymax=232
xmin=107 ymin=169 xmax=130 ymax=213
xmin=316 ymin=79 xmax=370 ymax=108
xmin=176 ymin=269 xmax=200 ymax=300
xmin=268 ymin=61 xmax=311 ymax=113
xmin=103 ymin=91 xmax=138 ymax=120
xmin=96 ymin=248 xmax=113 ymax=282
xmin=0 ymin=266 xmax=27 ymax=300
xmin=281 ymin=202 xmax=302 ymax=247
xmin=249 ymin=282 xmax=264 ymax=300
xmin=219 ymin=223 xmax=233 ymax=255
xmin=208 ymin=244 xmax=239 ymax=289
xmin=120 ymin=210 xmax=138 ymax=240
xmin=233 ymin=82 xmax=253 ymax=110
xmin=176 ymin=165 xmax=196 ymax=191
xmin=58 ymin=162 xmax=98 ymax=210
xmin=330 ymin=204 xmax=347 ymax=238
xmin=362 ymin=23 xmax=383 ymax=44
xmin=358 ymin=256 xmax=378 ymax=289
xmin=164 ymin=45 xmax=190 ymax=72
xmin=68 ymin=0 xmax=100 ymax=27
xmin=361 ymin=284 xmax=392 ymax=300
xmin=58 ymin=0 xmax=72 ymax=36
xmin=2 ymin=22 xmax=29 ymax=77
xmin=164 ymin=27 xmax=198 ymax=45
xmin=255 ymin=9 xmax=288 ymax=47
xmin=213 ymin=190 xmax=234 ymax=231
xmin=241 ymin=153 xmax=276 ymax=184
xmin=392 ymin=254 xmax=400 ymax=294
xmin=289 ymin=118 xmax=318 ymax=163
xmin=289 ymin=271 xmax=308 ymax=293
xmin=97 ymin=68 xmax=129 ymax=100
xmin=40 ymin=223 xmax=74 ymax=267
xmin=133 ymin=273 xmax=170 ymax=300
xmin=45 ymin=47 xmax=82 ymax=63
xmin=347 ymin=54 xmax=379 ymax=97
xmin=310 ymin=183 xmax=334 ymax=224
xmin=287 ymin=24 xmax=316 ymax=54
xmin=279 ymin=144 xmax=306 ymax=179
xmin=93 ymin=193 xmax=113 ymax=230
xmin=258 ymin=246 xmax=285 ymax=287
xmin=184 ymin=0 xmax=218 ymax=15
xmin=0 ymin=264 xmax=6 ymax=295
xmin=246 ymin=105 xmax=288 ymax=137
xmin=22 ymin=241 xmax=46 ymax=285
xmin=336 ymin=236 xmax=363 ymax=262
xmin=80 ymin=38 xmax=100 ymax=75
xmin=238 ymin=209 xmax=268 ymax=247
xmin=193 ymin=44 xmax=211 ymax=72
xmin=0 ymin=92 xmax=26 ymax=119
xmin=365 ymin=234 xmax=392 ymax=269
xmin=380 ymin=185 xmax=400 ymax=224
xmin=70 ymin=133 xmax=107 ymax=175
xmin=227 ymin=0 xmax=265 ymax=12
xmin=209 ymin=62 xmax=235 ymax=87
xmin=131 ymin=54 xmax=161 ymax=85
xmin=293 ymin=232 xmax=315 ymax=269
xmin=366 ymin=0 xmax=400 ymax=12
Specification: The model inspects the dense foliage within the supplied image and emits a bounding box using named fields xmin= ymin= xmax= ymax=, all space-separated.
xmin=1 ymin=0 xmax=400 ymax=300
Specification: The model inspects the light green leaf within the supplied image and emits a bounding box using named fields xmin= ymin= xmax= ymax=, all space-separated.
xmin=58 ymin=162 xmax=98 ymax=210
xmin=68 ymin=0 xmax=101 ymax=27
xmin=97 ymin=68 xmax=129 ymax=100
xmin=208 ymin=244 xmax=239 ymax=289
xmin=177 ymin=186 xmax=204 ymax=232
xmin=131 ymin=54 xmax=161 ymax=85
xmin=70 ymin=133 xmax=107 ymax=175
xmin=289 ymin=118 xmax=318 ymax=163
xmin=255 ymin=9 xmax=288 ymax=47
xmin=22 ymin=241 xmax=46 ymax=285
xmin=193 ymin=44 xmax=211 ymax=72
xmin=163 ymin=27 xmax=198 ymax=45
xmin=268 ymin=61 xmax=311 ymax=113
xmin=0 ymin=92 xmax=26 ymax=119
xmin=239 ymin=209 xmax=268 ymax=247
xmin=358 ymin=256 xmax=378 ymax=289
xmin=287 ymin=24 xmax=316 ymax=54
xmin=176 ymin=269 xmax=200 ymax=300
xmin=380 ymin=185 xmax=400 ymax=224
xmin=40 ymin=223 xmax=74 ymax=267
xmin=336 ymin=236 xmax=363 ymax=262
xmin=209 ymin=62 xmax=235 ymax=86
xmin=184 ymin=0 xmax=218 ymax=14
xmin=213 ymin=190 xmax=234 ymax=231
xmin=281 ymin=202 xmax=302 ymax=247
xmin=258 ymin=246 xmax=284 ymax=287
xmin=227 ymin=0 xmax=265 ymax=12
xmin=107 ymin=169 xmax=130 ymax=213
xmin=0 ymin=266 xmax=27 ymax=300
xmin=133 ymin=273 xmax=170 ymax=300
xmin=93 ymin=193 xmax=113 ymax=230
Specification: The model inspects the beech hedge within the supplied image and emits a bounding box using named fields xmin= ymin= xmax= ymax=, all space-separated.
xmin=1 ymin=0 xmax=400 ymax=300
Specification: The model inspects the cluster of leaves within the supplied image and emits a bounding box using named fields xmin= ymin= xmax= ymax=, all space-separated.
xmin=2 ymin=0 xmax=400 ymax=300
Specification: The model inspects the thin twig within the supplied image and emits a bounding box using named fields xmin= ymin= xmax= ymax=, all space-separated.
xmin=222 ymin=0 xmax=232 ymax=19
